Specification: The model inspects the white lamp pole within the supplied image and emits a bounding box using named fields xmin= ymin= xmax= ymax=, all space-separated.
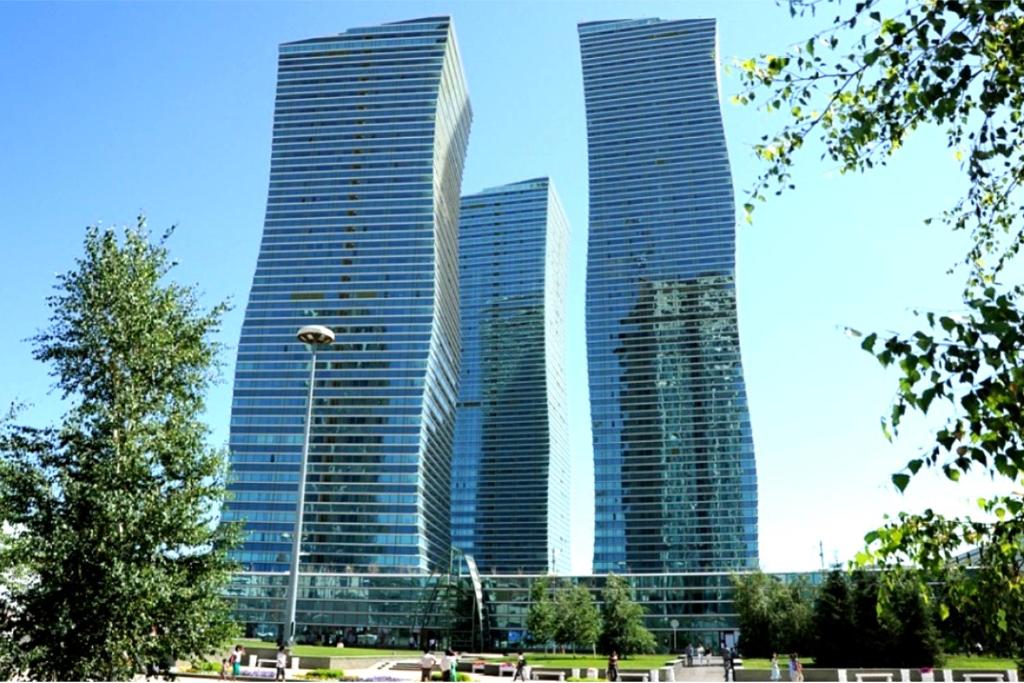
xmin=284 ymin=324 xmax=335 ymax=645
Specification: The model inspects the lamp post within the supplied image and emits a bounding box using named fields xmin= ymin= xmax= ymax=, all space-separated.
xmin=284 ymin=324 xmax=335 ymax=646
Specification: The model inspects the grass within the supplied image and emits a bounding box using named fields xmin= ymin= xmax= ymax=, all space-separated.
xmin=501 ymin=654 xmax=676 ymax=670
xmin=234 ymin=639 xmax=419 ymax=658
xmin=741 ymin=656 xmax=1018 ymax=670
xmin=302 ymin=669 xmax=345 ymax=680
xmin=943 ymin=655 xmax=1018 ymax=670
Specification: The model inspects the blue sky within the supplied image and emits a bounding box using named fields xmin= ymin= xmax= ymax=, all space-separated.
xmin=0 ymin=1 xmax=1000 ymax=574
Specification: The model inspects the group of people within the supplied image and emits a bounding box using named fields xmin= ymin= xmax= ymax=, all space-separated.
xmin=419 ymin=647 xmax=461 ymax=682
xmin=217 ymin=644 xmax=289 ymax=682
xmin=769 ymin=653 xmax=804 ymax=682
xmin=683 ymin=643 xmax=715 ymax=666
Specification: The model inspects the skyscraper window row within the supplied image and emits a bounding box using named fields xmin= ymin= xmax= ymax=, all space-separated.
xmin=452 ymin=178 xmax=569 ymax=575
xmin=582 ymin=18 xmax=757 ymax=574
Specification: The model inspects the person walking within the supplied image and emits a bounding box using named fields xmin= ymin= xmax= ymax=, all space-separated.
xmin=229 ymin=645 xmax=245 ymax=681
xmin=275 ymin=646 xmax=288 ymax=682
xmin=512 ymin=652 xmax=527 ymax=682
xmin=440 ymin=650 xmax=452 ymax=682
xmin=770 ymin=654 xmax=780 ymax=682
xmin=420 ymin=648 xmax=437 ymax=682
xmin=788 ymin=654 xmax=805 ymax=683
xmin=607 ymin=651 xmax=619 ymax=682
xmin=219 ymin=658 xmax=228 ymax=681
xmin=696 ymin=644 xmax=705 ymax=665
xmin=685 ymin=644 xmax=693 ymax=667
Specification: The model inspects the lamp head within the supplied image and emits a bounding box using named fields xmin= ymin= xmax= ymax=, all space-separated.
xmin=296 ymin=324 xmax=335 ymax=346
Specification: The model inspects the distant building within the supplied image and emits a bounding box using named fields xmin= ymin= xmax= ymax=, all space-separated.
xmin=579 ymin=18 xmax=758 ymax=573
xmin=224 ymin=16 xmax=472 ymax=641
xmin=452 ymin=178 xmax=571 ymax=574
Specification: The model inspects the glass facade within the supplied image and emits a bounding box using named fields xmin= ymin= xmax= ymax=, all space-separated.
xmin=452 ymin=178 xmax=571 ymax=574
xmin=579 ymin=18 xmax=758 ymax=573
xmin=224 ymin=13 xmax=472 ymax=595
xmin=226 ymin=570 xmax=824 ymax=649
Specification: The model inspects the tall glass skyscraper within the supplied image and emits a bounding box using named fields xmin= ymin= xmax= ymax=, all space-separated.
xmin=225 ymin=17 xmax=472 ymax=580
xmin=452 ymin=178 xmax=571 ymax=574
xmin=579 ymin=18 xmax=758 ymax=573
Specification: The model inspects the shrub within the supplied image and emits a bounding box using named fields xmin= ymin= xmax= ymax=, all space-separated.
xmin=304 ymin=669 xmax=345 ymax=680
xmin=190 ymin=660 xmax=221 ymax=673
xmin=430 ymin=673 xmax=471 ymax=682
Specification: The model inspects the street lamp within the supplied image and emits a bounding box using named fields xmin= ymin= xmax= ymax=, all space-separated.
xmin=284 ymin=324 xmax=335 ymax=646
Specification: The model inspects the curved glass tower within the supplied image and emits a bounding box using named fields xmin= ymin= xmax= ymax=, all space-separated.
xmin=452 ymin=178 xmax=571 ymax=574
xmin=225 ymin=16 xmax=472 ymax=589
xmin=579 ymin=18 xmax=758 ymax=573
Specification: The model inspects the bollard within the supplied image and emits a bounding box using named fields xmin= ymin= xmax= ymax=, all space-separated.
xmin=291 ymin=656 xmax=301 ymax=671
xmin=650 ymin=669 xmax=659 ymax=683
xmin=838 ymin=669 xmax=848 ymax=682
xmin=663 ymin=667 xmax=675 ymax=682
xmin=587 ymin=668 xmax=599 ymax=679
xmin=573 ymin=669 xmax=580 ymax=680
xmin=249 ymin=654 xmax=257 ymax=667
xmin=1009 ymin=671 xmax=1019 ymax=683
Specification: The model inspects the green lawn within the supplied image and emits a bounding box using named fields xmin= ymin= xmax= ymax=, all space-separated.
xmin=501 ymin=654 xmax=678 ymax=670
xmin=943 ymin=655 xmax=1018 ymax=670
xmin=233 ymin=639 xmax=419 ymax=658
xmin=742 ymin=656 xmax=1017 ymax=670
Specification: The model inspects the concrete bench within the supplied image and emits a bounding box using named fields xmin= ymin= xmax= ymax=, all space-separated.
xmin=855 ymin=675 xmax=894 ymax=682
xmin=531 ymin=670 xmax=565 ymax=681
xmin=618 ymin=673 xmax=650 ymax=682
xmin=963 ymin=675 xmax=1005 ymax=682
xmin=497 ymin=667 xmax=517 ymax=678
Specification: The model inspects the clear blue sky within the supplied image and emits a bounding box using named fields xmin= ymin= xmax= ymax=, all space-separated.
xmin=0 ymin=1 xmax=999 ymax=574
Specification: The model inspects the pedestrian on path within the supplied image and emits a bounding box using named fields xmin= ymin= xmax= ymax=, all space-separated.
xmin=229 ymin=645 xmax=245 ymax=681
xmin=276 ymin=646 xmax=288 ymax=682
xmin=512 ymin=651 xmax=527 ymax=682
xmin=440 ymin=650 xmax=452 ymax=682
xmin=770 ymin=653 xmax=780 ymax=682
xmin=788 ymin=654 xmax=804 ymax=682
xmin=607 ymin=651 xmax=619 ymax=682
xmin=420 ymin=649 xmax=437 ymax=682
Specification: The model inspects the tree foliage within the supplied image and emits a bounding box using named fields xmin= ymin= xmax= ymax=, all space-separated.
xmin=527 ymin=577 xmax=557 ymax=652
xmin=554 ymin=583 xmax=601 ymax=655
xmin=598 ymin=574 xmax=656 ymax=656
xmin=812 ymin=571 xmax=854 ymax=667
xmin=0 ymin=219 xmax=240 ymax=680
xmin=732 ymin=572 xmax=813 ymax=657
xmin=739 ymin=0 xmax=1024 ymax=650
xmin=830 ymin=571 xmax=941 ymax=667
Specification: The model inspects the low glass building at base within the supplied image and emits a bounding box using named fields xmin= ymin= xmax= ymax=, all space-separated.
xmin=226 ymin=570 xmax=821 ymax=651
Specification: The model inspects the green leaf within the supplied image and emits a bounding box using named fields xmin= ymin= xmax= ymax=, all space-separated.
xmin=892 ymin=473 xmax=911 ymax=492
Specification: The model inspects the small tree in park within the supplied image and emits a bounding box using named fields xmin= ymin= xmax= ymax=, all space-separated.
xmin=555 ymin=583 xmax=602 ymax=655
xmin=527 ymin=577 xmax=557 ymax=652
xmin=599 ymin=574 xmax=656 ymax=657
xmin=0 ymin=219 xmax=240 ymax=680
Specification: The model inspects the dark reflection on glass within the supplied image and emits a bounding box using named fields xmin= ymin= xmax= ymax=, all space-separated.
xmin=580 ymin=18 xmax=758 ymax=573
xmin=453 ymin=179 xmax=571 ymax=574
